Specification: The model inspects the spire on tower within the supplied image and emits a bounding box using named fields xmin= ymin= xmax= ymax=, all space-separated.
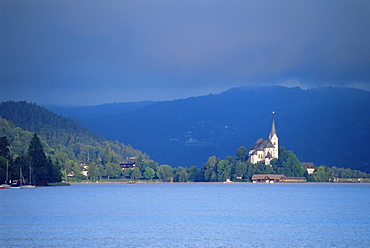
xmin=268 ymin=112 xmax=277 ymax=139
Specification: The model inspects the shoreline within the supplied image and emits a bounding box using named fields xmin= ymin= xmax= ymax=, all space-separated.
xmin=67 ymin=180 xmax=370 ymax=184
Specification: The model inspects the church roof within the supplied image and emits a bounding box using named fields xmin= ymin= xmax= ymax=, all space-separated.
xmin=264 ymin=140 xmax=275 ymax=148
xmin=251 ymin=139 xmax=275 ymax=151
xmin=301 ymin=162 xmax=315 ymax=168
xmin=250 ymin=150 xmax=257 ymax=156
xmin=250 ymin=138 xmax=264 ymax=150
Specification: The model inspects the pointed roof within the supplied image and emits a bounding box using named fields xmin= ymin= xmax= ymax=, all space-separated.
xmin=268 ymin=114 xmax=277 ymax=139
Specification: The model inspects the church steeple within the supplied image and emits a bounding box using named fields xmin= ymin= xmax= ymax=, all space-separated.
xmin=268 ymin=112 xmax=277 ymax=140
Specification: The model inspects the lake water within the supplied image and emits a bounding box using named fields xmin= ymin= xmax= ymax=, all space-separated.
xmin=1 ymin=183 xmax=369 ymax=247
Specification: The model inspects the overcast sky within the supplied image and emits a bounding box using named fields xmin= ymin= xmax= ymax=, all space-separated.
xmin=1 ymin=0 xmax=369 ymax=106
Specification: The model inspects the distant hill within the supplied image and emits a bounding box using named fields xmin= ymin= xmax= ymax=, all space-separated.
xmin=45 ymin=101 xmax=155 ymax=121
xmin=0 ymin=101 xmax=148 ymax=164
xmin=46 ymin=86 xmax=370 ymax=172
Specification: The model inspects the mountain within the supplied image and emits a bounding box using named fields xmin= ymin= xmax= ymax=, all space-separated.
xmin=46 ymin=86 xmax=370 ymax=173
xmin=0 ymin=101 xmax=148 ymax=164
xmin=45 ymin=101 xmax=155 ymax=121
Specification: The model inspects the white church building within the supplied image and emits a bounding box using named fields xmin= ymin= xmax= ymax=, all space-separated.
xmin=248 ymin=115 xmax=279 ymax=165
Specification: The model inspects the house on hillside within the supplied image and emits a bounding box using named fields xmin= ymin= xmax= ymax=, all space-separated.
xmin=301 ymin=162 xmax=315 ymax=175
xmin=79 ymin=163 xmax=89 ymax=177
xmin=248 ymin=114 xmax=279 ymax=165
xmin=120 ymin=157 xmax=137 ymax=170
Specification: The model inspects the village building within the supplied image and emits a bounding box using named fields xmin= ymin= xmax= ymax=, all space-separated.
xmin=248 ymin=115 xmax=279 ymax=165
xmin=79 ymin=163 xmax=89 ymax=177
xmin=301 ymin=162 xmax=315 ymax=175
xmin=252 ymin=174 xmax=306 ymax=183
xmin=120 ymin=157 xmax=137 ymax=170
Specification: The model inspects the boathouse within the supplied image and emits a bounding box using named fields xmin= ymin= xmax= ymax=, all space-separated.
xmin=251 ymin=174 xmax=285 ymax=183
xmin=251 ymin=174 xmax=306 ymax=183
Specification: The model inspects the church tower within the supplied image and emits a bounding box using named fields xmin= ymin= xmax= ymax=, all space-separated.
xmin=268 ymin=114 xmax=279 ymax=160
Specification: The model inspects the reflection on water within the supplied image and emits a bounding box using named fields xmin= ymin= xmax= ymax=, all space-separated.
xmin=1 ymin=183 xmax=369 ymax=247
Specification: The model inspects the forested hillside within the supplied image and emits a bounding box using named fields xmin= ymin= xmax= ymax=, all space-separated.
xmin=45 ymin=101 xmax=155 ymax=121
xmin=47 ymin=86 xmax=370 ymax=173
xmin=0 ymin=101 xmax=148 ymax=171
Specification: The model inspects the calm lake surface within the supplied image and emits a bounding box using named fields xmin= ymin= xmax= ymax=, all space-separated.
xmin=1 ymin=183 xmax=369 ymax=247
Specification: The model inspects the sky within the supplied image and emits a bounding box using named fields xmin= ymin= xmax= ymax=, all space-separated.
xmin=1 ymin=0 xmax=369 ymax=106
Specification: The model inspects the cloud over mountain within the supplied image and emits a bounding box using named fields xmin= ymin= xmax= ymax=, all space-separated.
xmin=2 ymin=1 xmax=369 ymax=105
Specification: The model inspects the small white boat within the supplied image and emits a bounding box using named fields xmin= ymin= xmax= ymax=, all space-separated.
xmin=20 ymin=185 xmax=35 ymax=189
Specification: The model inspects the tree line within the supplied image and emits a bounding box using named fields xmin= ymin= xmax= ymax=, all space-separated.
xmin=76 ymin=146 xmax=370 ymax=182
xmin=0 ymin=134 xmax=61 ymax=184
xmin=2 ymin=133 xmax=369 ymax=184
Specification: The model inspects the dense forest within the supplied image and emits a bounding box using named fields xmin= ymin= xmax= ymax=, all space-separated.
xmin=50 ymin=86 xmax=370 ymax=173
xmin=0 ymin=101 xmax=149 ymax=183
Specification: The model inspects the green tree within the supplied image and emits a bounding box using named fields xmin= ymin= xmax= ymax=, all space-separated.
xmin=144 ymin=161 xmax=158 ymax=172
xmin=188 ymin=166 xmax=202 ymax=182
xmin=49 ymin=156 xmax=62 ymax=182
xmin=331 ymin=166 xmax=370 ymax=178
xmin=0 ymin=136 xmax=10 ymax=159
xmin=201 ymin=156 xmax=218 ymax=182
xmin=157 ymin=165 xmax=174 ymax=182
xmin=233 ymin=161 xmax=246 ymax=181
xmin=245 ymin=162 xmax=270 ymax=181
xmin=111 ymin=162 xmax=122 ymax=179
xmin=175 ymin=166 xmax=188 ymax=182
xmin=270 ymin=147 xmax=306 ymax=177
xmin=105 ymin=163 xmax=114 ymax=180
xmin=87 ymin=163 xmax=99 ymax=180
xmin=0 ymin=156 xmax=9 ymax=184
xmin=216 ymin=160 xmax=232 ymax=182
xmin=102 ymin=144 xmax=113 ymax=165
xmin=135 ymin=154 xmax=145 ymax=173
xmin=131 ymin=167 xmax=142 ymax=179
xmin=143 ymin=167 xmax=155 ymax=180
xmin=104 ymin=162 xmax=121 ymax=179
xmin=236 ymin=146 xmax=247 ymax=162
xmin=313 ymin=165 xmax=332 ymax=182
xmin=98 ymin=165 xmax=106 ymax=180
xmin=123 ymin=168 xmax=132 ymax=178
xmin=28 ymin=133 xmax=61 ymax=182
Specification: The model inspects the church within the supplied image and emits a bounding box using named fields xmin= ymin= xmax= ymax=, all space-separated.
xmin=248 ymin=115 xmax=279 ymax=165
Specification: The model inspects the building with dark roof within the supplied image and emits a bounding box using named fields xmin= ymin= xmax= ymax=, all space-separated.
xmin=301 ymin=162 xmax=315 ymax=174
xmin=120 ymin=157 xmax=137 ymax=169
xmin=248 ymin=114 xmax=279 ymax=165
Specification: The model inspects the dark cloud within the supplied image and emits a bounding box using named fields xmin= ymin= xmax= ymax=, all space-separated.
xmin=1 ymin=0 xmax=369 ymax=105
